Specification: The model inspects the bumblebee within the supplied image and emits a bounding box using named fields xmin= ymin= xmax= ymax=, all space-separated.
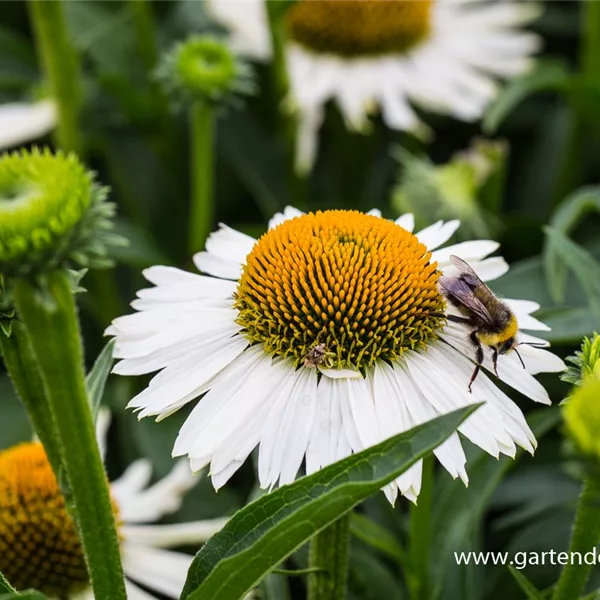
xmin=438 ymin=255 xmax=529 ymax=392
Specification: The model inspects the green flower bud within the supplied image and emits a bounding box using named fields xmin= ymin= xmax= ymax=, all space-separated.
xmin=156 ymin=35 xmax=254 ymax=108
xmin=563 ymin=333 xmax=600 ymax=387
xmin=0 ymin=148 xmax=124 ymax=277
xmin=563 ymin=378 xmax=600 ymax=463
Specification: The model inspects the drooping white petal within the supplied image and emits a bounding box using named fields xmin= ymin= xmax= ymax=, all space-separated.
xmin=116 ymin=460 xmax=199 ymax=524
xmin=121 ymin=518 xmax=229 ymax=548
xmin=268 ymin=205 xmax=305 ymax=230
xmin=121 ymin=544 xmax=192 ymax=599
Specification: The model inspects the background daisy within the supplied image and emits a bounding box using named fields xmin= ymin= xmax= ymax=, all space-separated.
xmin=206 ymin=0 xmax=541 ymax=171
xmin=0 ymin=410 xmax=230 ymax=600
xmin=0 ymin=99 xmax=56 ymax=150
xmin=109 ymin=208 xmax=564 ymax=504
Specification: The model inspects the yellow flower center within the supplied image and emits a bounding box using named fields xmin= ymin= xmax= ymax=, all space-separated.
xmin=0 ymin=443 xmax=119 ymax=597
xmin=235 ymin=211 xmax=445 ymax=371
xmin=286 ymin=0 xmax=433 ymax=57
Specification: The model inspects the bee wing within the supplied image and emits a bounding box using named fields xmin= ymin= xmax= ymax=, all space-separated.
xmin=438 ymin=275 xmax=497 ymax=326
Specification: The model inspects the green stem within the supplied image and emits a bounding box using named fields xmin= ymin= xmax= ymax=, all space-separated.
xmin=265 ymin=1 xmax=305 ymax=202
xmin=27 ymin=0 xmax=82 ymax=153
xmin=408 ymin=455 xmax=434 ymax=600
xmin=13 ymin=271 xmax=127 ymax=600
xmin=0 ymin=320 xmax=63 ymax=474
xmin=308 ymin=511 xmax=351 ymax=600
xmin=189 ymin=101 xmax=215 ymax=254
xmin=552 ymin=477 xmax=600 ymax=600
xmin=581 ymin=0 xmax=600 ymax=78
xmin=553 ymin=0 xmax=600 ymax=208
xmin=130 ymin=0 xmax=159 ymax=72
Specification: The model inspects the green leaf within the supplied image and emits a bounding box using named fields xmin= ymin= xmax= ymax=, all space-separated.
xmin=544 ymin=187 xmax=600 ymax=302
xmin=483 ymin=60 xmax=571 ymax=133
xmin=0 ymin=573 xmax=15 ymax=594
xmin=350 ymin=513 xmax=405 ymax=564
xmin=507 ymin=566 xmax=544 ymax=600
xmin=181 ymin=405 xmax=480 ymax=600
xmin=544 ymin=228 xmax=600 ymax=326
xmin=85 ymin=339 xmax=115 ymax=420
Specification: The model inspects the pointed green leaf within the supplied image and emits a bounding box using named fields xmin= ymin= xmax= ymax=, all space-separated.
xmin=85 ymin=339 xmax=115 ymax=420
xmin=544 ymin=187 xmax=600 ymax=302
xmin=507 ymin=566 xmax=544 ymax=600
xmin=350 ymin=513 xmax=405 ymax=564
xmin=544 ymin=228 xmax=600 ymax=326
xmin=483 ymin=60 xmax=571 ymax=133
xmin=181 ymin=404 xmax=481 ymax=600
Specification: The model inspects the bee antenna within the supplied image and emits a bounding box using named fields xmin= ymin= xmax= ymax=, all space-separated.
xmin=514 ymin=347 xmax=526 ymax=370
xmin=517 ymin=341 xmax=548 ymax=348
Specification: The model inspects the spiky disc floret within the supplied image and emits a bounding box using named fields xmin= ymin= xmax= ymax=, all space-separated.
xmin=0 ymin=148 xmax=125 ymax=277
xmin=156 ymin=35 xmax=254 ymax=109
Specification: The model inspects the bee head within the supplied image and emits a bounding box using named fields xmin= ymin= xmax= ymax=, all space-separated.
xmin=497 ymin=337 xmax=518 ymax=355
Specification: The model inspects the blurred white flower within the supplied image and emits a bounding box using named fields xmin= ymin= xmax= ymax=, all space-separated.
xmin=0 ymin=409 xmax=230 ymax=599
xmin=109 ymin=207 xmax=564 ymax=505
xmin=206 ymin=0 xmax=540 ymax=172
xmin=0 ymin=99 xmax=57 ymax=150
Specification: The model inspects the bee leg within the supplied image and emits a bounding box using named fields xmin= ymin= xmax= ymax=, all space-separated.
xmin=468 ymin=331 xmax=484 ymax=394
xmin=430 ymin=312 xmax=473 ymax=326
xmin=492 ymin=348 xmax=499 ymax=378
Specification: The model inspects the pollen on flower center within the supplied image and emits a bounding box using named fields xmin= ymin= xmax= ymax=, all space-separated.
xmin=0 ymin=443 xmax=118 ymax=596
xmin=234 ymin=211 xmax=445 ymax=371
xmin=285 ymin=0 xmax=433 ymax=57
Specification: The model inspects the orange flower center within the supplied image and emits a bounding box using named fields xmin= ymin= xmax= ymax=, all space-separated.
xmin=0 ymin=443 xmax=119 ymax=597
xmin=286 ymin=0 xmax=433 ymax=57
xmin=235 ymin=210 xmax=445 ymax=371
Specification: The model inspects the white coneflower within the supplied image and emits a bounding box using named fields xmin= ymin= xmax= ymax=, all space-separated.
xmin=0 ymin=99 xmax=56 ymax=150
xmin=108 ymin=208 xmax=564 ymax=504
xmin=206 ymin=0 xmax=540 ymax=172
xmin=0 ymin=411 xmax=230 ymax=600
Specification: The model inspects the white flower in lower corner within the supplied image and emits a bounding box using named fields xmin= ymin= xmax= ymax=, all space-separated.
xmin=206 ymin=0 xmax=541 ymax=173
xmin=0 ymin=99 xmax=57 ymax=150
xmin=108 ymin=208 xmax=565 ymax=505
xmin=0 ymin=410 xmax=230 ymax=600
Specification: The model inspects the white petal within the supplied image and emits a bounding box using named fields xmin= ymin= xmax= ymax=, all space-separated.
xmin=122 ymin=544 xmax=191 ymax=599
xmin=432 ymin=240 xmax=499 ymax=266
xmin=192 ymin=252 xmax=243 ymax=280
xmin=204 ymin=224 xmax=256 ymax=264
xmin=395 ymin=213 xmax=415 ymax=232
xmin=318 ymin=367 xmax=363 ymax=379
xmin=0 ymin=100 xmax=57 ymax=150
xmin=268 ymin=206 xmax=305 ymax=230
xmin=417 ymin=220 xmax=461 ymax=250
xmin=110 ymin=460 xmax=153 ymax=509
xmin=122 ymin=518 xmax=229 ymax=548
xmin=124 ymin=580 xmax=158 ymax=600
xmin=116 ymin=460 xmax=200 ymax=524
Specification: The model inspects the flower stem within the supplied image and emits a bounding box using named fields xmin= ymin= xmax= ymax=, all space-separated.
xmin=265 ymin=1 xmax=305 ymax=200
xmin=308 ymin=511 xmax=351 ymax=600
xmin=0 ymin=320 xmax=62 ymax=475
xmin=408 ymin=455 xmax=434 ymax=600
xmin=189 ymin=100 xmax=215 ymax=254
xmin=552 ymin=477 xmax=600 ymax=600
xmin=13 ymin=271 xmax=127 ymax=600
xmin=553 ymin=0 xmax=600 ymax=208
xmin=27 ymin=0 xmax=82 ymax=153
xmin=581 ymin=0 xmax=600 ymax=77
xmin=130 ymin=0 xmax=159 ymax=72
